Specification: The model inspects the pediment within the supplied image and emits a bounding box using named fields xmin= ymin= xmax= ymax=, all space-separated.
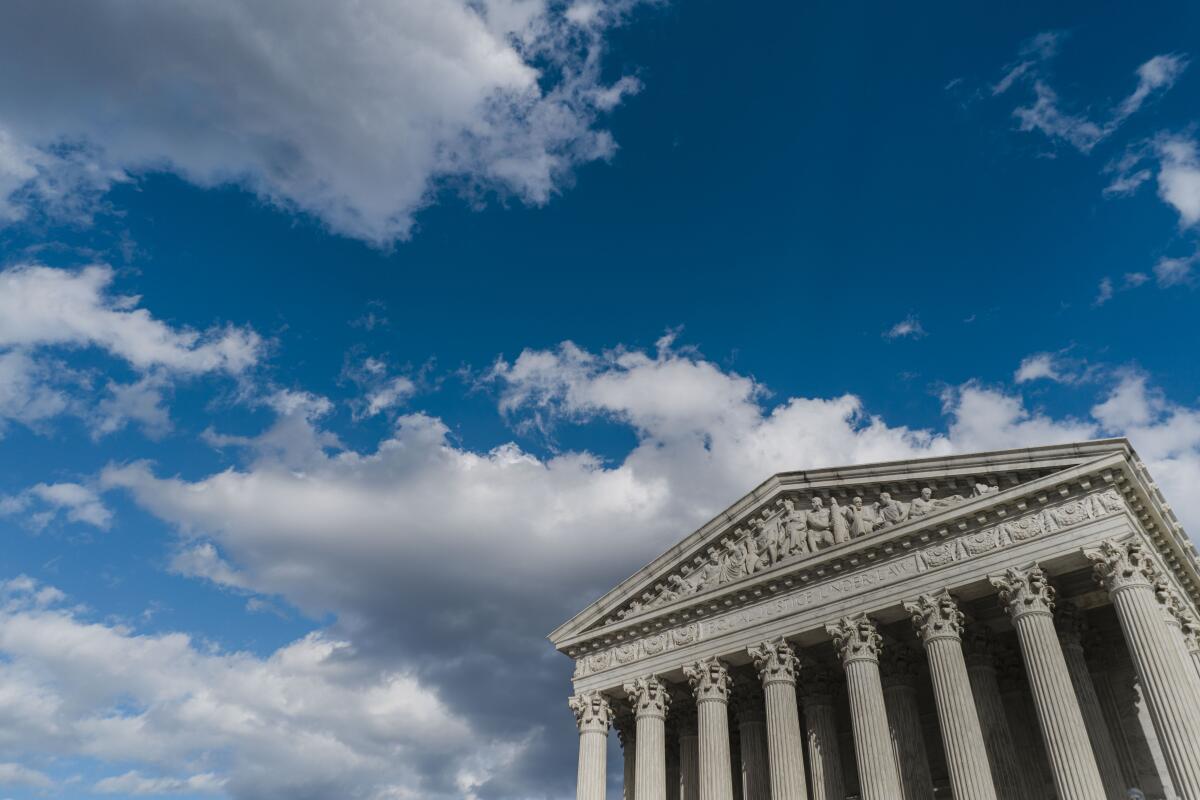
xmin=549 ymin=439 xmax=1180 ymax=651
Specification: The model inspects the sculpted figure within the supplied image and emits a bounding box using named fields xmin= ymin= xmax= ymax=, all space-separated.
xmin=751 ymin=515 xmax=783 ymax=567
xmin=719 ymin=538 xmax=749 ymax=583
xmin=781 ymin=499 xmax=809 ymax=555
xmin=690 ymin=557 xmax=722 ymax=593
xmin=971 ymin=482 xmax=999 ymax=497
xmin=844 ymin=495 xmax=878 ymax=538
xmin=875 ymin=492 xmax=909 ymax=527
xmin=909 ymin=487 xmax=938 ymax=519
xmin=828 ymin=497 xmax=851 ymax=544
xmin=805 ymin=497 xmax=835 ymax=551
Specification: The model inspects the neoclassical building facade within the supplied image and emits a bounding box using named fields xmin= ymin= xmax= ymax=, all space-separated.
xmin=549 ymin=440 xmax=1200 ymax=800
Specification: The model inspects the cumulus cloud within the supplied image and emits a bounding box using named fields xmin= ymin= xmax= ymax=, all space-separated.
xmin=0 ymin=481 xmax=113 ymax=531
xmin=1155 ymin=135 xmax=1200 ymax=227
xmin=0 ymin=576 xmax=514 ymax=800
xmin=0 ymin=263 xmax=261 ymax=438
xmin=0 ymin=0 xmax=643 ymax=244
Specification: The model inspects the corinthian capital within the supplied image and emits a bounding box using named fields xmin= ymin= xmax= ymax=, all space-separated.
xmin=624 ymin=676 xmax=671 ymax=719
xmin=684 ymin=656 xmax=732 ymax=703
xmin=904 ymin=589 xmax=965 ymax=643
xmin=748 ymin=637 xmax=799 ymax=686
xmin=1083 ymin=538 xmax=1157 ymax=593
xmin=826 ymin=613 xmax=883 ymax=664
xmin=990 ymin=563 xmax=1056 ymax=620
xmin=568 ymin=690 xmax=614 ymax=734
xmin=1153 ymin=577 xmax=1189 ymax=627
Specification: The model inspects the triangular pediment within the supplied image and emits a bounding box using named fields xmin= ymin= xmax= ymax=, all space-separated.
xmin=549 ymin=439 xmax=1173 ymax=651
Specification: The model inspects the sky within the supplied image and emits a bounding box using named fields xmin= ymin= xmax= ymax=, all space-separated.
xmin=0 ymin=0 xmax=1198 ymax=798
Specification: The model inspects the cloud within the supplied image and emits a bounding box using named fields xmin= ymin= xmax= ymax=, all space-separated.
xmin=1154 ymin=252 xmax=1197 ymax=287
xmin=1014 ymin=81 xmax=1107 ymax=153
xmin=1155 ymin=135 xmax=1200 ymax=227
xmin=0 ymin=761 xmax=53 ymax=789
xmin=0 ymin=482 xmax=113 ymax=531
xmin=1014 ymin=352 xmax=1065 ymax=383
xmin=1094 ymin=277 xmax=1115 ymax=306
xmin=0 ymin=576 xmax=514 ymax=800
xmin=0 ymin=0 xmax=643 ymax=244
xmin=882 ymin=314 xmax=926 ymax=340
xmin=1116 ymin=54 xmax=1190 ymax=120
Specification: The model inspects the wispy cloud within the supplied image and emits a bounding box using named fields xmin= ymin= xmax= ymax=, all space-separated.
xmin=882 ymin=314 xmax=926 ymax=340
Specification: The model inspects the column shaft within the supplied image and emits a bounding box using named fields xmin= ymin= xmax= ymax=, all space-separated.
xmin=679 ymin=716 xmax=699 ymax=800
xmin=1057 ymin=625 xmax=1128 ymax=798
xmin=570 ymin=692 xmax=613 ymax=800
xmin=686 ymin=658 xmax=734 ymax=800
xmin=636 ymin=713 xmax=667 ymax=800
xmin=801 ymin=696 xmax=845 ymax=800
xmin=882 ymin=681 xmax=935 ymax=800
xmin=925 ymin=636 xmax=997 ymax=800
xmin=964 ymin=649 xmax=1028 ymax=800
xmin=749 ymin=637 xmax=808 ymax=800
xmin=737 ymin=716 xmax=769 ymax=800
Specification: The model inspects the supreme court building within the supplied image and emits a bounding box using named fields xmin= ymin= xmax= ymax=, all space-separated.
xmin=548 ymin=440 xmax=1200 ymax=800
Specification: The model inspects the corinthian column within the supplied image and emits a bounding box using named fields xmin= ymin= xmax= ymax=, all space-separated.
xmin=825 ymin=614 xmax=903 ymax=800
xmin=684 ymin=657 xmax=734 ymax=800
xmin=570 ymin=691 xmax=614 ymax=800
xmin=675 ymin=700 xmax=699 ymax=800
xmin=616 ymin=711 xmax=637 ymax=800
xmin=747 ymin=638 xmax=807 ymax=800
xmin=797 ymin=658 xmax=845 ymax=800
xmin=995 ymin=646 xmax=1054 ymax=799
xmin=878 ymin=640 xmax=934 ymax=800
xmin=625 ymin=676 xmax=671 ymax=800
xmin=1184 ymin=615 xmax=1200 ymax=680
xmin=733 ymin=680 xmax=769 ymax=800
xmin=1153 ymin=578 xmax=1200 ymax=707
xmin=905 ymin=590 xmax=997 ymax=800
xmin=1053 ymin=600 xmax=1128 ymax=800
xmin=962 ymin=625 xmax=1035 ymax=800
xmin=1086 ymin=538 xmax=1200 ymax=798
xmin=990 ymin=564 xmax=1106 ymax=800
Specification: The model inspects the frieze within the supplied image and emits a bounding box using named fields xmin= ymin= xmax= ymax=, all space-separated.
xmin=573 ymin=487 xmax=1127 ymax=680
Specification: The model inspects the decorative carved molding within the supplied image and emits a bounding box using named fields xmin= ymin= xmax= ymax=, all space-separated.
xmin=1084 ymin=537 xmax=1157 ymax=594
xmin=991 ymin=563 xmax=1056 ymax=621
xmin=684 ymin=656 xmax=732 ymax=703
xmin=748 ymin=637 xmax=799 ymax=686
xmin=572 ymin=487 xmax=1129 ymax=680
xmin=569 ymin=690 xmax=614 ymax=734
xmin=827 ymin=613 xmax=883 ymax=664
xmin=624 ymin=676 xmax=671 ymax=719
xmin=905 ymin=589 xmax=965 ymax=643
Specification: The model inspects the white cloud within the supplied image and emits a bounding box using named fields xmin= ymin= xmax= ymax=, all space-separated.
xmin=1014 ymin=81 xmax=1107 ymax=153
xmin=882 ymin=315 xmax=926 ymax=340
xmin=1094 ymin=277 xmax=1115 ymax=306
xmin=0 ymin=761 xmax=53 ymax=789
xmin=0 ymin=482 xmax=113 ymax=531
xmin=0 ymin=0 xmax=643 ymax=244
xmin=1156 ymin=135 xmax=1200 ymax=227
xmin=1115 ymin=54 xmax=1189 ymax=121
xmin=1154 ymin=252 xmax=1197 ymax=287
xmin=0 ymin=577 xmax=513 ymax=800
xmin=1014 ymin=352 xmax=1063 ymax=383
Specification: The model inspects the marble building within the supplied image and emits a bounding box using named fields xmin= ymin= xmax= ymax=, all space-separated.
xmin=549 ymin=440 xmax=1200 ymax=800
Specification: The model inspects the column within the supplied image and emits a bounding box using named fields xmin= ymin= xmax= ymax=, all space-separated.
xmin=1086 ymin=538 xmax=1200 ymax=798
xmin=734 ymin=680 xmax=769 ymax=800
xmin=878 ymin=639 xmax=935 ymax=800
xmin=1183 ymin=614 xmax=1200 ymax=679
xmin=616 ymin=711 xmax=637 ymax=800
xmin=1153 ymin=578 xmax=1200 ymax=706
xmin=1053 ymin=600 xmax=1128 ymax=800
xmin=962 ymin=625 xmax=1036 ymax=800
xmin=905 ymin=590 xmax=998 ymax=800
xmin=625 ymin=676 xmax=671 ymax=800
xmin=990 ymin=563 xmax=1107 ymax=800
xmin=667 ymin=724 xmax=681 ymax=800
xmin=684 ymin=657 xmax=734 ymax=800
xmin=747 ymin=638 xmax=808 ymax=800
xmin=1083 ymin=629 xmax=1141 ymax=793
xmin=994 ymin=646 xmax=1054 ymax=798
xmin=797 ymin=658 xmax=846 ymax=800
xmin=676 ymin=701 xmax=699 ymax=800
xmin=570 ymin=691 xmax=614 ymax=800
xmin=825 ymin=614 xmax=903 ymax=800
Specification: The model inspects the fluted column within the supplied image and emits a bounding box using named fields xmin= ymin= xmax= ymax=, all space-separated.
xmin=1153 ymin=578 xmax=1200 ymax=708
xmin=826 ymin=614 xmax=903 ymax=800
xmin=995 ymin=647 xmax=1054 ymax=798
xmin=905 ymin=590 xmax=997 ymax=800
xmin=1183 ymin=614 xmax=1200 ymax=680
xmin=676 ymin=701 xmax=699 ymax=800
xmin=962 ymin=625 xmax=1034 ymax=800
xmin=879 ymin=640 xmax=935 ymax=800
xmin=734 ymin=680 xmax=769 ymax=800
xmin=797 ymin=658 xmax=845 ymax=800
xmin=747 ymin=638 xmax=807 ymax=800
xmin=1082 ymin=630 xmax=1140 ymax=792
xmin=626 ymin=676 xmax=671 ymax=800
xmin=667 ymin=723 xmax=681 ymax=800
xmin=1053 ymin=601 xmax=1128 ymax=800
xmin=990 ymin=564 xmax=1106 ymax=800
xmin=570 ymin=691 xmax=614 ymax=800
xmin=617 ymin=712 xmax=637 ymax=800
xmin=684 ymin=657 xmax=734 ymax=800
xmin=1086 ymin=538 xmax=1200 ymax=798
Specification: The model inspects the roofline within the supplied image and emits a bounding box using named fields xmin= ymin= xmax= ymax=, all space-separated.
xmin=548 ymin=438 xmax=1134 ymax=644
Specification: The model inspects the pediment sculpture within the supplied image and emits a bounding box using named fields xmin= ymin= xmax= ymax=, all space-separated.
xmin=614 ymin=482 xmax=1001 ymax=622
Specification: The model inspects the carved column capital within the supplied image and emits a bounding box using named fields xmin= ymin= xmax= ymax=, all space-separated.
xmin=1084 ymin=538 xmax=1157 ymax=594
xmin=1053 ymin=599 xmax=1087 ymax=648
xmin=879 ymin=638 xmax=922 ymax=689
xmin=904 ymin=588 xmax=965 ymax=643
xmin=684 ymin=656 xmax=732 ymax=704
xmin=1153 ymin=576 xmax=1188 ymax=627
xmin=748 ymin=637 xmax=799 ymax=686
xmin=990 ymin=563 xmax=1056 ymax=621
xmin=826 ymin=613 xmax=883 ymax=664
xmin=624 ymin=676 xmax=671 ymax=720
xmin=569 ymin=690 xmax=615 ymax=734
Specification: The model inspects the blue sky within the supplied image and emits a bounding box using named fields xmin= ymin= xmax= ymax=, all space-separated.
xmin=0 ymin=1 xmax=1198 ymax=798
